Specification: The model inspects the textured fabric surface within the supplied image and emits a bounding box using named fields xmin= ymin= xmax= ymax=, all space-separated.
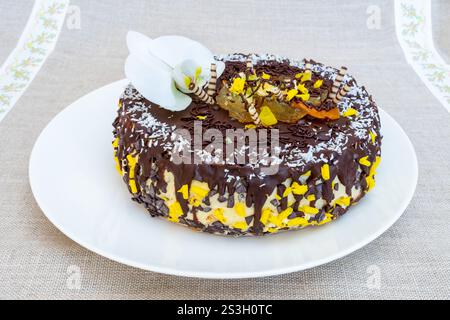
xmin=0 ymin=1 xmax=33 ymax=63
xmin=432 ymin=0 xmax=450 ymax=62
xmin=0 ymin=0 xmax=449 ymax=299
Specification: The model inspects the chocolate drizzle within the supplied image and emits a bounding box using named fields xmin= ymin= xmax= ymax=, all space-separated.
xmin=112 ymin=54 xmax=382 ymax=236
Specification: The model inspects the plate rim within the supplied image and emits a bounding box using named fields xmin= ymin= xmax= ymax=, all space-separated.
xmin=29 ymin=80 xmax=419 ymax=279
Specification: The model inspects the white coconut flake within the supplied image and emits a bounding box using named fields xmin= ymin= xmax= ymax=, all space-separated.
xmin=120 ymin=54 xmax=380 ymax=172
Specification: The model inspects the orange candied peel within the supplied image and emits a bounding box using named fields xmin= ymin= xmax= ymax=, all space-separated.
xmin=291 ymin=100 xmax=340 ymax=120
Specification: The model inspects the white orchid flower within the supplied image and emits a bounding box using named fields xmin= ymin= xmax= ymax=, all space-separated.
xmin=125 ymin=31 xmax=225 ymax=111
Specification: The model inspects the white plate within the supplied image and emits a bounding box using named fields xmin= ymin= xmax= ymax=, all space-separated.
xmin=29 ymin=80 xmax=418 ymax=279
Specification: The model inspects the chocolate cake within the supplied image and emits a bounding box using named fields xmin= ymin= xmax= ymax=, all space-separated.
xmin=112 ymin=53 xmax=382 ymax=236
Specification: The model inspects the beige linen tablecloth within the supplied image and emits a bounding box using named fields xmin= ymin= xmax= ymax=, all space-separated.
xmin=0 ymin=0 xmax=449 ymax=299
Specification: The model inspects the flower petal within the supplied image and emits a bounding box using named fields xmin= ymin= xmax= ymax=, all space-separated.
xmin=150 ymin=35 xmax=225 ymax=78
xmin=125 ymin=54 xmax=191 ymax=111
xmin=125 ymin=31 xmax=223 ymax=111
xmin=127 ymin=31 xmax=171 ymax=71
xmin=150 ymin=36 xmax=210 ymax=67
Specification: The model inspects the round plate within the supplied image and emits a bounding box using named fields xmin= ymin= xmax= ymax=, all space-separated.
xmin=29 ymin=80 xmax=418 ymax=279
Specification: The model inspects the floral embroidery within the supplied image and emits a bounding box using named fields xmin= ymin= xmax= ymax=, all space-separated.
xmin=396 ymin=0 xmax=450 ymax=112
xmin=0 ymin=0 xmax=69 ymax=122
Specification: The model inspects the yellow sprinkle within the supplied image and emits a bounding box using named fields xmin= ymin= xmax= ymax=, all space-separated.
xmin=126 ymin=154 xmax=137 ymax=167
xmin=112 ymin=137 xmax=119 ymax=148
xmin=287 ymin=217 xmax=309 ymax=227
xmin=297 ymin=93 xmax=310 ymax=101
xmin=318 ymin=213 xmax=334 ymax=225
xmin=366 ymin=176 xmax=376 ymax=191
xmin=229 ymin=77 xmax=246 ymax=95
xmin=168 ymin=201 xmax=183 ymax=222
xmin=232 ymin=221 xmax=248 ymax=230
xmin=177 ymin=185 xmax=189 ymax=200
xmin=189 ymin=198 xmax=201 ymax=207
xmin=245 ymin=124 xmax=256 ymax=129
xmin=188 ymin=183 xmax=209 ymax=207
xmin=259 ymin=106 xmax=278 ymax=127
xmin=269 ymin=215 xmax=283 ymax=227
xmin=291 ymin=182 xmax=308 ymax=195
xmin=213 ymin=208 xmax=226 ymax=224
xmin=196 ymin=115 xmax=207 ymax=120
xmin=261 ymin=72 xmax=271 ymax=80
xmin=301 ymin=71 xmax=312 ymax=82
xmin=278 ymin=207 xmax=293 ymax=222
xmin=234 ymin=202 xmax=246 ymax=217
xmin=129 ymin=179 xmax=138 ymax=194
xmin=190 ymin=185 xmax=209 ymax=199
xmin=302 ymin=170 xmax=311 ymax=179
xmin=267 ymin=227 xmax=279 ymax=233
xmin=260 ymin=208 xmax=272 ymax=225
xmin=294 ymin=72 xmax=304 ymax=79
xmin=343 ymin=108 xmax=359 ymax=117
xmin=275 ymin=194 xmax=281 ymax=201
xmin=114 ymin=157 xmax=122 ymax=175
xmin=282 ymin=187 xmax=292 ymax=198
xmin=297 ymin=84 xmax=309 ymax=94
xmin=307 ymin=194 xmax=316 ymax=202
xmin=248 ymin=74 xmax=258 ymax=81
xmin=286 ymin=89 xmax=298 ymax=101
xmin=126 ymin=154 xmax=137 ymax=179
xmin=321 ymin=163 xmax=330 ymax=181
xmin=369 ymin=130 xmax=377 ymax=144
xmin=359 ymin=156 xmax=371 ymax=167
xmin=335 ymin=196 xmax=351 ymax=207
xmin=370 ymin=156 xmax=381 ymax=176
xmin=299 ymin=205 xmax=319 ymax=214
xmin=313 ymin=79 xmax=323 ymax=88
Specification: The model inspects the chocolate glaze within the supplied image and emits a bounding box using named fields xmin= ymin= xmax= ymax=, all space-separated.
xmin=112 ymin=54 xmax=382 ymax=236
